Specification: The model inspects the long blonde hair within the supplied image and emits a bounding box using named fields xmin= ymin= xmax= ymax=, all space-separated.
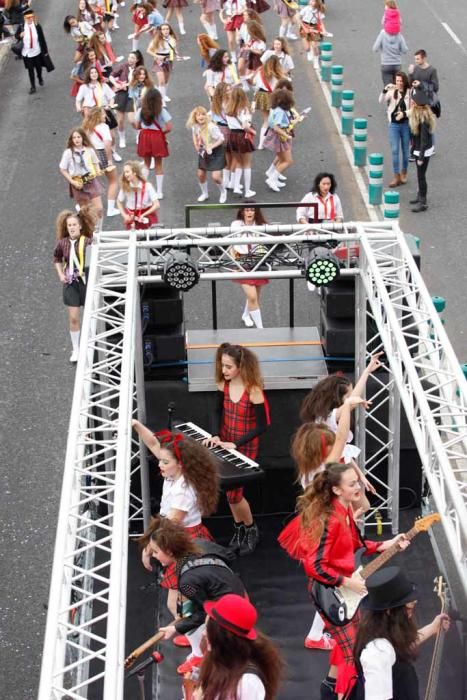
xmin=81 ymin=106 xmax=105 ymax=133
xmin=409 ymin=104 xmax=436 ymax=135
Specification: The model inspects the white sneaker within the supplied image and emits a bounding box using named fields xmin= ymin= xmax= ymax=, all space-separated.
xmin=70 ymin=350 xmax=79 ymax=363
xmin=307 ymin=52 xmax=313 ymax=62
xmin=156 ymin=191 xmax=164 ymax=200
xmin=120 ymin=1 xmax=126 ymax=6
xmin=179 ymin=26 xmax=186 ymax=35
xmin=233 ymin=187 xmax=243 ymax=195
xmin=242 ymin=314 xmax=254 ymax=327
xmin=197 ymin=192 xmax=209 ymax=202
xmin=107 ymin=207 xmax=120 ymax=217
xmin=244 ymin=189 xmax=256 ymax=198
xmin=113 ymin=22 xmax=120 ymax=29
xmin=278 ymin=173 xmax=287 ymax=181
xmin=266 ymin=177 xmax=280 ymax=192
xmin=113 ymin=151 xmax=122 ymax=162
xmin=276 ymin=180 xmax=286 ymax=188
xmin=118 ymin=136 xmax=126 ymax=149
xmin=164 ymin=95 xmax=171 ymax=103
xmin=219 ymin=188 xmax=227 ymax=204
xmin=287 ymin=32 xmax=298 ymax=40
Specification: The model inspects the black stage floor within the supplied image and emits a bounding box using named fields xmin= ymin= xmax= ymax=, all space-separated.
xmin=124 ymin=510 xmax=465 ymax=700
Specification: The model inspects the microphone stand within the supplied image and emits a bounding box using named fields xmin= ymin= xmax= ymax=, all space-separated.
xmin=126 ymin=651 xmax=164 ymax=700
xmin=167 ymin=401 xmax=175 ymax=431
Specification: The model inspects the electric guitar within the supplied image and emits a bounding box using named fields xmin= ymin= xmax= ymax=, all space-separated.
xmin=424 ymin=575 xmax=448 ymax=700
xmin=311 ymin=513 xmax=440 ymax=626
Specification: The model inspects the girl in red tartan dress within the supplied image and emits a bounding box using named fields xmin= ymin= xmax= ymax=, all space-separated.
xmin=278 ymin=463 xmax=408 ymax=700
xmin=204 ymin=343 xmax=270 ymax=556
xmin=132 ymin=420 xmax=219 ymax=645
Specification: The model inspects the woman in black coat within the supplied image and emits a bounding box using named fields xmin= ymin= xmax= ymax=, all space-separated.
xmin=16 ymin=6 xmax=50 ymax=93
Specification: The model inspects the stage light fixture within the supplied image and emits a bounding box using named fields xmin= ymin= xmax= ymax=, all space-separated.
xmin=303 ymin=246 xmax=340 ymax=287
xmin=163 ymin=251 xmax=200 ymax=291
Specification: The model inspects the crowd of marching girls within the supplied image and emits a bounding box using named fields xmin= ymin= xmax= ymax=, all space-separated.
xmin=13 ymin=0 xmax=447 ymax=695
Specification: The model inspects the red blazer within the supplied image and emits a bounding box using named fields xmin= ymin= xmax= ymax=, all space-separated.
xmin=303 ymin=499 xmax=380 ymax=586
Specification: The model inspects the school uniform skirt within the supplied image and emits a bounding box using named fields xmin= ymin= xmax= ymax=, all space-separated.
xmin=263 ymin=127 xmax=291 ymax=153
xmin=124 ymin=207 xmax=159 ymax=229
xmin=255 ymin=90 xmax=271 ymax=112
xmin=200 ymin=0 xmax=220 ymax=11
xmin=70 ymin=177 xmax=104 ymax=204
xmin=160 ymin=522 xmax=214 ymax=589
xmin=165 ymin=0 xmax=188 ymax=7
xmin=114 ymin=89 xmax=133 ymax=113
xmin=95 ymin=148 xmax=110 ymax=170
xmin=224 ymin=15 xmax=244 ymax=31
xmin=137 ymin=128 xmax=169 ymax=158
xmin=63 ymin=278 xmax=87 ymax=307
xmin=153 ymin=57 xmax=172 ymax=83
xmin=274 ymin=0 xmax=296 ymax=18
xmin=198 ymin=144 xmax=226 ymax=171
xmin=226 ymin=128 xmax=256 ymax=154
xmin=299 ymin=21 xmax=321 ymax=40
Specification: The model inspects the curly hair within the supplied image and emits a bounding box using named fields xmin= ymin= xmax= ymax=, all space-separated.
xmin=55 ymin=206 xmax=96 ymax=240
xmin=164 ymin=435 xmax=219 ymax=516
xmin=208 ymin=48 xmax=230 ymax=73
xmin=197 ymin=33 xmax=220 ymax=62
xmin=199 ymin=619 xmax=284 ymax=700
xmin=129 ymin=66 xmax=154 ymax=91
xmin=291 ymin=422 xmax=335 ymax=483
xmin=236 ymin=205 xmax=267 ymax=225
xmin=300 ymin=375 xmax=352 ymax=422
xmin=298 ymin=463 xmax=354 ymax=540
xmin=140 ymin=515 xmax=203 ymax=558
xmin=355 ymin=606 xmax=419 ymax=663
xmin=270 ymin=86 xmax=294 ymax=110
xmin=214 ymin=343 xmax=264 ymax=392
xmin=312 ymin=172 xmax=338 ymax=196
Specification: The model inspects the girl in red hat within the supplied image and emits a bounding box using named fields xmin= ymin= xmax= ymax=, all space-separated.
xmin=198 ymin=594 xmax=283 ymax=699
xmin=203 ymin=343 xmax=270 ymax=556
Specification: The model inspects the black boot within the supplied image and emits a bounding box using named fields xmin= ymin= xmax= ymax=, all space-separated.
xmin=228 ymin=522 xmax=245 ymax=553
xmin=411 ymin=198 xmax=428 ymax=212
xmin=409 ymin=193 xmax=420 ymax=204
xmin=239 ymin=521 xmax=260 ymax=556
xmin=320 ymin=677 xmax=338 ymax=700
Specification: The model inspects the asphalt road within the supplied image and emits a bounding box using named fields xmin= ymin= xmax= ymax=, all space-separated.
xmin=0 ymin=0 xmax=465 ymax=698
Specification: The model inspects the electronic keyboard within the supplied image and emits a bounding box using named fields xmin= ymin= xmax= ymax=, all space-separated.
xmin=174 ymin=421 xmax=264 ymax=488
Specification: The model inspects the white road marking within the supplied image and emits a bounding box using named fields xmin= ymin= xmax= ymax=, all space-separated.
xmin=442 ymin=22 xmax=462 ymax=45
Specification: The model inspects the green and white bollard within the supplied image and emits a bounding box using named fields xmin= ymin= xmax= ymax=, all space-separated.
xmin=383 ymin=190 xmax=400 ymax=219
xmin=432 ymin=295 xmax=446 ymax=320
xmin=320 ymin=42 xmax=333 ymax=82
xmin=368 ymin=153 xmax=384 ymax=205
xmin=331 ymin=65 xmax=343 ymax=107
xmin=353 ymin=118 xmax=367 ymax=166
xmin=341 ymin=90 xmax=354 ymax=136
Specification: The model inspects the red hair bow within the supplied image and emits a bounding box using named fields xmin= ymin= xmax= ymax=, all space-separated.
xmin=155 ymin=430 xmax=184 ymax=463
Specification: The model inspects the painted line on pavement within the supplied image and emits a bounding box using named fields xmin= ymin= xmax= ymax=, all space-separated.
xmin=312 ymin=65 xmax=382 ymax=223
xmin=442 ymin=22 xmax=462 ymax=46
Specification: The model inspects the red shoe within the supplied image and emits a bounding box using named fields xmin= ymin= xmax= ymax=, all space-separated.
xmin=177 ymin=655 xmax=203 ymax=675
xmin=304 ymin=633 xmax=336 ymax=650
xmin=173 ymin=634 xmax=190 ymax=647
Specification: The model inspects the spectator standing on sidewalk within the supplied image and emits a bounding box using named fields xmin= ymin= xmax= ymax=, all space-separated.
xmin=408 ymin=87 xmax=436 ymax=213
xmin=372 ymin=26 xmax=408 ymax=86
xmin=409 ymin=49 xmax=440 ymax=151
xmin=379 ymin=71 xmax=411 ymax=188
xmin=17 ymin=6 xmax=50 ymax=94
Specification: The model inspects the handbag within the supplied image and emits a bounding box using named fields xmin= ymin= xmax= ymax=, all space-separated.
xmin=41 ymin=53 xmax=55 ymax=72
xmin=11 ymin=39 xmax=23 ymax=57
xmin=105 ymin=107 xmax=118 ymax=130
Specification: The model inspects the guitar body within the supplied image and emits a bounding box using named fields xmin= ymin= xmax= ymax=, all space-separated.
xmin=311 ymin=552 xmax=366 ymax=627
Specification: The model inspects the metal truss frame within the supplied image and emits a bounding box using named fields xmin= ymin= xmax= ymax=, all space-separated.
xmin=39 ymin=221 xmax=467 ymax=699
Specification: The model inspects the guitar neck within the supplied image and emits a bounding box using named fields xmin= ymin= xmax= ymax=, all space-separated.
xmin=360 ymin=525 xmax=419 ymax=580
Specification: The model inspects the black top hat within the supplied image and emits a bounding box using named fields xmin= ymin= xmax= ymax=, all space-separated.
xmin=361 ymin=566 xmax=417 ymax=611
xmin=22 ymin=6 xmax=35 ymax=16
xmin=411 ymin=87 xmax=430 ymax=107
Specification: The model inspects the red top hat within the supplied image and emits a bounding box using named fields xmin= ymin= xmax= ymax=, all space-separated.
xmin=204 ymin=594 xmax=257 ymax=640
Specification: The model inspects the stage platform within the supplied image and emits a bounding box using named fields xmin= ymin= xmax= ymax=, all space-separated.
xmin=186 ymin=327 xmax=328 ymax=392
xmin=123 ymin=510 xmax=465 ymax=700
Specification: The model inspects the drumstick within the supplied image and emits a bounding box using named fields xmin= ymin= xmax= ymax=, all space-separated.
xmin=124 ymin=619 xmax=183 ymax=670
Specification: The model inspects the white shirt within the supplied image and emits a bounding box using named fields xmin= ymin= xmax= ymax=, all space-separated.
xmin=296 ymin=191 xmax=344 ymax=222
xmin=225 ymin=108 xmax=252 ymax=130
xmin=261 ymin=49 xmax=294 ymax=73
xmin=192 ymin=122 xmax=224 ymax=149
xmin=325 ymin=408 xmax=361 ymax=462
xmin=117 ymin=181 xmax=158 ymax=210
xmin=159 ymin=475 xmax=202 ymax=527
xmin=299 ymin=6 xmax=324 ymax=24
xmin=76 ymin=82 xmax=115 ymax=109
xmin=253 ymin=70 xmax=278 ymax=92
xmin=59 ymin=147 xmax=99 ymax=177
xmin=223 ymin=0 xmax=247 ymax=18
xmin=204 ymin=64 xmax=238 ymax=89
xmin=360 ymin=638 xmax=396 ymax=700
xmin=22 ymin=22 xmax=41 ymax=58
xmin=88 ymin=123 xmax=112 ymax=151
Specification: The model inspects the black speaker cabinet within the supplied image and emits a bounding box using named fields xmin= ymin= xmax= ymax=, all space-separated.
xmin=320 ymin=308 xmax=355 ymax=356
xmin=320 ymin=279 xmax=356 ymax=319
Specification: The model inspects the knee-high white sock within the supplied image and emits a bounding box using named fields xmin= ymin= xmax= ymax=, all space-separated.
xmin=233 ymin=168 xmax=242 ymax=191
xmin=156 ymin=174 xmax=164 ymax=195
xmin=244 ymin=168 xmax=253 ymax=193
xmin=199 ymin=181 xmax=208 ymax=195
xmin=210 ymin=22 xmax=218 ymax=40
xmin=186 ymin=624 xmax=206 ymax=657
xmin=249 ymin=308 xmax=263 ymax=328
xmin=279 ymin=23 xmax=286 ymax=38
xmin=107 ymin=199 xmax=116 ymax=214
xmin=266 ymin=163 xmax=275 ymax=178
xmin=258 ymin=126 xmax=268 ymax=149
xmin=132 ymin=37 xmax=139 ymax=51
xmin=223 ymin=169 xmax=231 ymax=188
xmin=158 ymin=84 xmax=166 ymax=100
xmin=242 ymin=302 xmax=251 ymax=320
xmin=306 ymin=612 xmax=325 ymax=641
xmin=70 ymin=330 xmax=80 ymax=352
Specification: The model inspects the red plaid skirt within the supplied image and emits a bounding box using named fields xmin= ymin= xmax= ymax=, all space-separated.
xmin=160 ymin=522 xmax=214 ymax=589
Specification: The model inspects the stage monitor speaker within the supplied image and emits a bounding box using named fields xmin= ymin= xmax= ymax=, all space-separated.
xmin=320 ymin=308 xmax=355 ymax=356
xmin=142 ymin=298 xmax=184 ymax=329
xmin=320 ymin=278 xmax=355 ymax=319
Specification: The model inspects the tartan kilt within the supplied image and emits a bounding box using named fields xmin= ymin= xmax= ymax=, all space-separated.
xmin=160 ymin=522 xmax=214 ymax=589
